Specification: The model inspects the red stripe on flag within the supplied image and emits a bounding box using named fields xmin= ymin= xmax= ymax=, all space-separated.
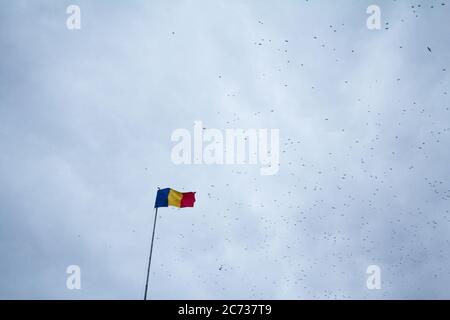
xmin=180 ymin=192 xmax=196 ymax=208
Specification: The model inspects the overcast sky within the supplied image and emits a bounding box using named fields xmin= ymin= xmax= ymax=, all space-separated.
xmin=1 ymin=0 xmax=450 ymax=299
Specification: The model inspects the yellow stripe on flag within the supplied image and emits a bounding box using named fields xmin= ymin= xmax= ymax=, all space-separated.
xmin=168 ymin=189 xmax=182 ymax=208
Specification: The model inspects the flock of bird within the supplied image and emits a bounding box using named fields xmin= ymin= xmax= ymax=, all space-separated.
xmin=144 ymin=2 xmax=449 ymax=299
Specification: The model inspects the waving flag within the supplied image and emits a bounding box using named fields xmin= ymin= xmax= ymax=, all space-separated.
xmin=154 ymin=188 xmax=196 ymax=208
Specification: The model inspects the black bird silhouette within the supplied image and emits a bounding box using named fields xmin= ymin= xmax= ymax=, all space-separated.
xmin=427 ymin=46 xmax=432 ymax=52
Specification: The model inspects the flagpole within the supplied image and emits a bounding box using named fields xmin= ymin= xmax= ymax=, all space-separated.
xmin=144 ymin=206 xmax=159 ymax=300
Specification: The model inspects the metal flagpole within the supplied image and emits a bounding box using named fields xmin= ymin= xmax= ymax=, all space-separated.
xmin=144 ymin=206 xmax=159 ymax=300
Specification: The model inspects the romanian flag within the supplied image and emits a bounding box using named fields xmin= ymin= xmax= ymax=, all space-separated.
xmin=154 ymin=188 xmax=196 ymax=208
